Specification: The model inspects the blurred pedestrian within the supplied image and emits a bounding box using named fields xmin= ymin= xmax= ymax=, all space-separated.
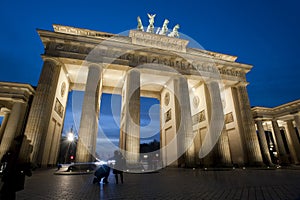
xmin=0 ymin=135 xmax=33 ymax=200
xmin=111 ymin=150 xmax=126 ymax=184
xmin=93 ymin=164 xmax=110 ymax=184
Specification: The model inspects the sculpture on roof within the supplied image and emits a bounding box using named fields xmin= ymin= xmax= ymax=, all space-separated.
xmin=158 ymin=19 xmax=169 ymax=35
xmin=168 ymin=24 xmax=180 ymax=38
xmin=136 ymin=14 xmax=180 ymax=38
xmin=137 ymin=16 xmax=144 ymax=32
xmin=146 ymin=13 xmax=156 ymax=33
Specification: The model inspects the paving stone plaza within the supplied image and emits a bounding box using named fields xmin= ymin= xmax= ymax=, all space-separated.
xmin=17 ymin=167 xmax=300 ymax=200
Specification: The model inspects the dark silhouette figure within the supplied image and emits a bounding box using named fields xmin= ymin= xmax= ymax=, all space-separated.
xmin=93 ymin=164 xmax=110 ymax=184
xmin=0 ymin=135 xmax=33 ymax=200
xmin=0 ymin=149 xmax=18 ymax=199
xmin=112 ymin=150 xmax=126 ymax=184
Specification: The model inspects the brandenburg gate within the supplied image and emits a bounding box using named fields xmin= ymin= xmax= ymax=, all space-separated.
xmin=14 ymin=19 xmax=264 ymax=168
xmin=10 ymin=16 xmax=300 ymax=168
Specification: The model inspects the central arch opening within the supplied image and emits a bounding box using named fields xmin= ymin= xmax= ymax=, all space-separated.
xmin=61 ymin=92 xmax=160 ymax=162
xmin=97 ymin=94 xmax=160 ymax=159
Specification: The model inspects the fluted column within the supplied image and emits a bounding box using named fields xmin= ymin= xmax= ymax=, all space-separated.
xmin=203 ymin=81 xmax=227 ymax=167
xmin=235 ymin=85 xmax=263 ymax=165
xmin=271 ymin=120 xmax=289 ymax=165
xmin=228 ymin=87 xmax=245 ymax=166
xmin=76 ymin=64 xmax=102 ymax=162
xmin=22 ymin=58 xmax=62 ymax=165
xmin=48 ymin=123 xmax=62 ymax=165
xmin=294 ymin=114 xmax=300 ymax=135
xmin=120 ymin=69 xmax=140 ymax=164
xmin=173 ymin=76 xmax=193 ymax=167
xmin=0 ymin=102 xmax=27 ymax=159
xmin=284 ymin=120 xmax=300 ymax=164
xmin=0 ymin=108 xmax=10 ymax=143
xmin=213 ymin=129 xmax=232 ymax=166
xmin=255 ymin=120 xmax=273 ymax=165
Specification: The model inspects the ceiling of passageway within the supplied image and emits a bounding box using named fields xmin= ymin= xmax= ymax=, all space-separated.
xmin=64 ymin=63 xmax=201 ymax=93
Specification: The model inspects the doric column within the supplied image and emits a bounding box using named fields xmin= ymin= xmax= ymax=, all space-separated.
xmin=198 ymin=81 xmax=225 ymax=167
xmin=22 ymin=58 xmax=62 ymax=165
xmin=76 ymin=64 xmax=102 ymax=162
xmin=120 ymin=69 xmax=140 ymax=164
xmin=0 ymin=102 xmax=27 ymax=159
xmin=235 ymin=85 xmax=263 ymax=165
xmin=47 ymin=123 xmax=62 ymax=165
xmin=213 ymin=129 xmax=232 ymax=166
xmin=0 ymin=108 xmax=10 ymax=143
xmin=173 ymin=76 xmax=193 ymax=167
xmin=294 ymin=114 xmax=300 ymax=135
xmin=255 ymin=120 xmax=273 ymax=165
xmin=228 ymin=87 xmax=245 ymax=166
xmin=271 ymin=120 xmax=289 ymax=165
xmin=284 ymin=120 xmax=300 ymax=164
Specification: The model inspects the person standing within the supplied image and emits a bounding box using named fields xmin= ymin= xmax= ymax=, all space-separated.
xmin=112 ymin=150 xmax=126 ymax=184
xmin=0 ymin=136 xmax=33 ymax=200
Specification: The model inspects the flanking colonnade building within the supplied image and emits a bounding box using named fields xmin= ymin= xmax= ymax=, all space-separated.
xmin=0 ymin=24 xmax=299 ymax=168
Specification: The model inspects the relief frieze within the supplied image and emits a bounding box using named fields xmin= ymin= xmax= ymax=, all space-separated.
xmin=47 ymin=42 xmax=246 ymax=80
xmin=54 ymin=98 xmax=64 ymax=118
xmin=192 ymin=110 xmax=206 ymax=125
xmin=225 ymin=112 xmax=234 ymax=124
xmin=164 ymin=109 xmax=172 ymax=123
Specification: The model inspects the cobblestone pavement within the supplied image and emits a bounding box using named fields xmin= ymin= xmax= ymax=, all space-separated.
xmin=16 ymin=168 xmax=300 ymax=200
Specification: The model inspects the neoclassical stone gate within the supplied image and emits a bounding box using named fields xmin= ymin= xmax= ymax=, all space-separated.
xmin=0 ymin=82 xmax=34 ymax=161
xmin=15 ymin=24 xmax=265 ymax=167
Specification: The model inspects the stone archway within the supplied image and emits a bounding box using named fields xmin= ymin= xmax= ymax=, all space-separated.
xmin=0 ymin=82 xmax=34 ymax=161
xmin=22 ymin=24 xmax=263 ymax=168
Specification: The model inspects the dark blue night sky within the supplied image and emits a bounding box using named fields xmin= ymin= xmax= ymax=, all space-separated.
xmin=1 ymin=0 xmax=299 ymax=107
xmin=1 ymin=1 xmax=300 ymax=148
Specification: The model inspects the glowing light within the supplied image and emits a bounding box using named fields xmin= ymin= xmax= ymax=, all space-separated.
xmin=67 ymin=132 xmax=74 ymax=142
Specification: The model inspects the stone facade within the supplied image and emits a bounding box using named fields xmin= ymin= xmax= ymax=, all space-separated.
xmin=252 ymin=100 xmax=300 ymax=165
xmin=2 ymin=24 xmax=297 ymax=168
xmin=0 ymin=82 xmax=35 ymax=163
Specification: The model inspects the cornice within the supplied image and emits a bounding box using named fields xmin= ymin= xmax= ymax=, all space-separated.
xmin=252 ymin=99 xmax=300 ymax=119
xmin=37 ymin=25 xmax=252 ymax=82
xmin=0 ymin=82 xmax=35 ymax=103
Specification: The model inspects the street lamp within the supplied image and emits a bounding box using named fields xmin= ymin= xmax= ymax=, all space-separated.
xmin=65 ymin=127 xmax=75 ymax=163
xmin=67 ymin=132 xmax=74 ymax=142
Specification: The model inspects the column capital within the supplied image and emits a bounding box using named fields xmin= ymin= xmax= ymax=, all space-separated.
xmin=0 ymin=107 xmax=11 ymax=114
xmin=254 ymin=118 xmax=264 ymax=122
xmin=42 ymin=56 xmax=63 ymax=67
xmin=292 ymin=112 xmax=300 ymax=117
xmin=87 ymin=62 xmax=104 ymax=69
xmin=284 ymin=119 xmax=293 ymax=123
xmin=233 ymin=81 xmax=249 ymax=88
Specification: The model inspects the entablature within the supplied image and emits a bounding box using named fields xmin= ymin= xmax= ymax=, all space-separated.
xmin=0 ymin=82 xmax=35 ymax=103
xmin=252 ymin=99 xmax=300 ymax=120
xmin=38 ymin=25 xmax=253 ymax=84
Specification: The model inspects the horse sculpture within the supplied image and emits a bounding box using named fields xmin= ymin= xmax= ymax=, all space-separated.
xmin=135 ymin=14 xmax=180 ymax=38
xmin=146 ymin=13 xmax=156 ymax=33
xmin=137 ymin=16 xmax=144 ymax=31
xmin=168 ymin=24 xmax=180 ymax=38
xmin=159 ymin=19 xmax=169 ymax=35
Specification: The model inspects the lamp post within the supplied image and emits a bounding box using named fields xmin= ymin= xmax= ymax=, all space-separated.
xmin=64 ymin=127 xmax=75 ymax=163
